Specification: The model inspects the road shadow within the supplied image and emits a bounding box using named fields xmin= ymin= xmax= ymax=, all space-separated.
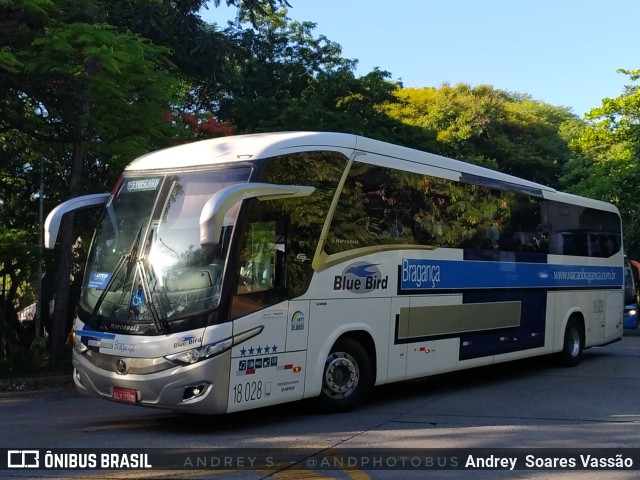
xmin=153 ymin=353 xmax=564 ymax=433
xmin=105 ymin=334 xmax=640 ymax=435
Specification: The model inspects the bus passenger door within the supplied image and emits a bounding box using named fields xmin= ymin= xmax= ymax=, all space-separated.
xmin=229 ymin=305 xmax=303 ymax=413
xmin=228 ymin=215 xmax=307 ymax=412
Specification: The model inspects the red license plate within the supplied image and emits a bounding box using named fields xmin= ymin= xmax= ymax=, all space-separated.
xmin=112 ymin=387 xmax=138 ymax=404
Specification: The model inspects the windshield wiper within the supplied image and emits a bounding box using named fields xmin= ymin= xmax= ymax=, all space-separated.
xmin=89 ymin=226 xmax=143 ymax=327
xmin=136 ymin=259 xmax=168 ymax=332
xmin=89 ymin=254 xmax=127 ymax=328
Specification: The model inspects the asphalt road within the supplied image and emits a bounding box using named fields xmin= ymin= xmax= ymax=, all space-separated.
xmin=1 ymin=329 xmax=640 ymax=479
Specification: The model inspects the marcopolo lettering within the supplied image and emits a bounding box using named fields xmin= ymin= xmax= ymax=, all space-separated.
xmin=333 ymin=262 xmax=388 ymax=294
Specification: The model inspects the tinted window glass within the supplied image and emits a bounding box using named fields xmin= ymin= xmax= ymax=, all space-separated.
xmin=546 ymin=202 xmax=621 ymax=257
xmin=230 ymin=151 xmax=348 ymax=319
xmin=328 ymin=162 xmax=542 ymax=254
xmin=327 ymin=161 xmax=620 ymax=258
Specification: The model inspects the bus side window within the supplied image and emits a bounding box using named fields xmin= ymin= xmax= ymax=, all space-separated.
xmin=230 ymin=214 xmax=288 ymax=320
xmin=237 ymin=220 xmax=283 ymax=294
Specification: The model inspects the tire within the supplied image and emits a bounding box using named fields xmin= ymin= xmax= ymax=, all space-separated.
xmin=557 ymin=318 xmax=584 ymax=367
xmin=315 ymin=337 xmax=373 ymax=412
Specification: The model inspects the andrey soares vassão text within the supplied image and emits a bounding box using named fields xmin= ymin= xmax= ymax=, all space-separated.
xmin=465 ymin=454 xmax=634 ymax=470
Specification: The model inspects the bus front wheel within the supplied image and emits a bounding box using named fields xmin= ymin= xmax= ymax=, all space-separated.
xmin=316 ymin=338 xmax=373 ymax=412
xmin=558 ymin=318 xmax=584 ymax=367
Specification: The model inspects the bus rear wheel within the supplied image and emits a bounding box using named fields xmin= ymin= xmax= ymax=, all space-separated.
xmin=316 ymin=338 xmax=373 ymax=412
xmin=558 ymin=318 xmax=584 ymax=367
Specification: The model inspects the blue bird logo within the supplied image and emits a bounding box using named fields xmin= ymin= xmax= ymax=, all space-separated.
xmin=344 ymin=263 xmax=380 ymax=278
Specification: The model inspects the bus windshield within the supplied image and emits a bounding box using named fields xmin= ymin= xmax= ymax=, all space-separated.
xmin=80 ymin=167 xmax=251 ymax=328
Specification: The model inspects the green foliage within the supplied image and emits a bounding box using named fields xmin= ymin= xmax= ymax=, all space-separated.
xmin=561 ymin=69 xmax=640 ymax=258
xmin=1 ymin=0 xmax=182 ymax=182
xmin=0 ymin=0 xmax=299 ymax=366
xmin=214 ymin=8 xmax=434 ymax=148
xmin=0 ymin=0 xmax=184 ymax=364
xmin=387 ymin=84 xmax=578 ymax=188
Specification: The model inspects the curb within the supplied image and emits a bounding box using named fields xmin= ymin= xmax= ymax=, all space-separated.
xmin=0 ymin=374 xmax=73 ymax=393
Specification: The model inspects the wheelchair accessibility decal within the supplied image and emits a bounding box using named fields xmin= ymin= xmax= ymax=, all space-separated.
xmin=129 ymin=285 xmax=145 ymax=317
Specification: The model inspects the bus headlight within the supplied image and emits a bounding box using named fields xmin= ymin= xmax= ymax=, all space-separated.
xmin=71 ymin=330 xmax=88 ymax=354
xmin=165 ymin=337 xmax=233 ymax=366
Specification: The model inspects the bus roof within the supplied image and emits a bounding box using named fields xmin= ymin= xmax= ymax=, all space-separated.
xmin=125 ymin=132 xmax=357 ymax=171
xmin=123 ymin=131 xmax=617 ymax=214
xmin=126 ymin=132 xmax=546 ymax=188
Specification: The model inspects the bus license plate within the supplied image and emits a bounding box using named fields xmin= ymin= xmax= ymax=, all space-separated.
xmin=112 ymin=387 xmax=138 ymax=404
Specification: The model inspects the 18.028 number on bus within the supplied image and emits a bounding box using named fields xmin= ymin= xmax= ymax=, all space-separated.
xmin=232 ymin=381 xmax=263 ymax=404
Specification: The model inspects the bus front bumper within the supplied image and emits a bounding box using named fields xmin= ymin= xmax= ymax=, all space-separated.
xmin=72 ymin=349 xmax=231 ymax=415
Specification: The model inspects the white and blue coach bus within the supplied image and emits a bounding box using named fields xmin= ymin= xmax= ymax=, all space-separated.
xmin=45 ymin=132 xmax=624 ymax=414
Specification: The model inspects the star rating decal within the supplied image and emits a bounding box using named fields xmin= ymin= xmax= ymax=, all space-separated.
xmin=240 ymin=344 xmax=279 ymax=356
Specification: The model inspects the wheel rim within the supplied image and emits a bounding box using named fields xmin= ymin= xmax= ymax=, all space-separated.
xmin=322 ymin=352 xmax=359 ymax=399
xmin=567 ymin=327 xmax=580 ymax=357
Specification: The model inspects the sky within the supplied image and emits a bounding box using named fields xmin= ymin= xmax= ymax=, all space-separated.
xmin=202 ymin=0 xmax=640 ymax=118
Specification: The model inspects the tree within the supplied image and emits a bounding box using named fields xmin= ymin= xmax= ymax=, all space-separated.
xmin=0 ymin=123 xmax=46 ymax=357
xmin=212 ymin=7 xmax=434 ymax=149
xmin=0 ymin=0 xmax=297 ymax=368
xmin=0 ymin=0 xmax=180 ymax=367
xmin=386 ymin=84 xmax=577 ymax=188
xmin=561 ymin=69 xmax=640 ymax=258
xmin=216 ymin=7 xmax=357 ymax=131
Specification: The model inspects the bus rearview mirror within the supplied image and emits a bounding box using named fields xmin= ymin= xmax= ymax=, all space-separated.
xmin=44 ymin=193 xmax=110 ymax=249
xmin=199 ymin=183 xmax=315 ymax=245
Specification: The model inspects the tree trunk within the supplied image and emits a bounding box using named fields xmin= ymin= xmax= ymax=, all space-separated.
xmin=49 ymin=213 xmax=76 ymax=370
xmin=49 ymin=62 xmax=93 ymax=370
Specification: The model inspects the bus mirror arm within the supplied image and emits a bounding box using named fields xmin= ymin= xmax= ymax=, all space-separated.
xmin=44 ymin=193 xmax=110 ymax=249
xmin=199 ymin=183 xmax=315 ymax=245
